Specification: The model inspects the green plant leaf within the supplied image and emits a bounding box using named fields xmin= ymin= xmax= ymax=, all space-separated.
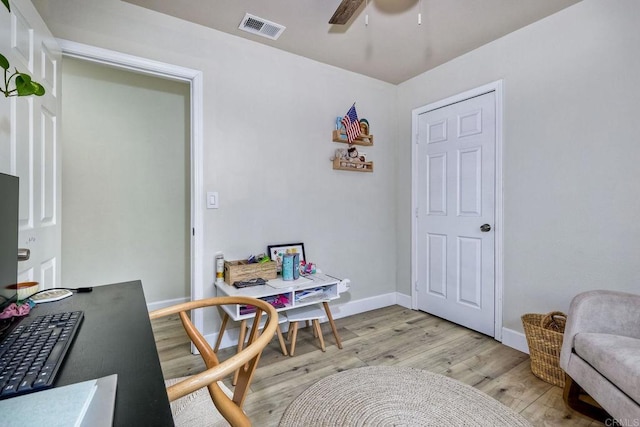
xmin=15 ymin=74 xmax=34 ymax=96
xmin=32 ymin=82 xmax=45 ymax=96
xmin=15 ymin=73 xmax=45 ymax=96
xmin=2 ymin=0 xmax=10 ymax=12
xmin=0 ymin=53 xmax=9 ymax=70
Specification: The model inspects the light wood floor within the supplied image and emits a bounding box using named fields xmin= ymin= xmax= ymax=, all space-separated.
xmin=151 ymin=305 xmax=603 ymax=426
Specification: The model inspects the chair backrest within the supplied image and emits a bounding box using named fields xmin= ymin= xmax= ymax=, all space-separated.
xmin=150 ymin=296 xmax=278 ymax=427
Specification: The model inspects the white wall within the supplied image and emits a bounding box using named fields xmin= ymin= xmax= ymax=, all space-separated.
xmin=397 ymin=0 xmax=640 ymax=332
xmin=36 ymin=0 xmax=639 ymax=343
xmin=33 ymin=0 xmax=398 ymax=334
xmin=61 ymin=58 xmax=190 ymax=302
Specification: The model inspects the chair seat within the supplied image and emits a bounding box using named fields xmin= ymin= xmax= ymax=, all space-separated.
xmin=286 ymin=305 xmax=326 ymax=322
xmin=574 ymin=333 xmax=640 ymax=404
xmin=165 ymin=377 xmax=237 ymax=427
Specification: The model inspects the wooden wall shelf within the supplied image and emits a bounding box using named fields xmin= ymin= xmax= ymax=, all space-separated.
xmin=332 ymin=158 xmax=374 ymax=172
xmin=332 ymin=130 xmax=374 ymax=146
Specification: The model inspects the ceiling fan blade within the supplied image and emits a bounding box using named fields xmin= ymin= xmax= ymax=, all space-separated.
xmin=329 ymin=0 xmax=366 ymax=25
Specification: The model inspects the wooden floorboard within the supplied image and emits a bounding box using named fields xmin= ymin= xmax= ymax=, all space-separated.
xmin=151 ymin=305 xmax=603 ymax=426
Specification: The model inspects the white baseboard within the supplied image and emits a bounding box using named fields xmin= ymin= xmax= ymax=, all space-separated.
xmin=395 ymin=292 xmax=412 ymax=309
xmin=328 ymin=292 xmax=399 ymax=320
xmin=501 ymin=327 xmax=529 ymax=354
xmin=147 ymin=296 xmax=190 ymax=312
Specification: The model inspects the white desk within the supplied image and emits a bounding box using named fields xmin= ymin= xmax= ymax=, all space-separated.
xmin=214 ymin=273 xmax=344 ymax=362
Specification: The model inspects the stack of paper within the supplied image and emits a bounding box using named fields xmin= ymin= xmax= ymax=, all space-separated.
xmin=0 ymin=375 xmax=117 ymax=427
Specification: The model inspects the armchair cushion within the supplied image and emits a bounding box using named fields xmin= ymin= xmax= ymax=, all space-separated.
xmin=574 ymin=333 xmax=640 ymax=403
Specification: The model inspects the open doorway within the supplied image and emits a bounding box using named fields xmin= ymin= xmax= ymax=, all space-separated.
xmin=61 ymin=57 xmax=190 ymax=303
xmin=58 ymin=41 xmax=204 ymax=318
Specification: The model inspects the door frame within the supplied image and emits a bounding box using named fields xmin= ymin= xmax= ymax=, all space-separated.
xmin=56 ymin=40 xmax=205 ymax=331
xmin=410 ymin=80 xmax=504 ymax=340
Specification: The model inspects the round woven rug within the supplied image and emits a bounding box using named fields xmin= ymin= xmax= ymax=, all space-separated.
xmin=279 ymin=366 xmax=531 ymax=427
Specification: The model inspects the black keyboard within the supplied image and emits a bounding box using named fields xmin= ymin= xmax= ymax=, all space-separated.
xmin=0 ymin=311 xmax=83 ymax=399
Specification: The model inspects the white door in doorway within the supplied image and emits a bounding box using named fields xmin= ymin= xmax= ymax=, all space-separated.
xmin=0 ymin=0 xmax=62 ymax=289
xmin=416 ymin=91 xmax=496 ymax=336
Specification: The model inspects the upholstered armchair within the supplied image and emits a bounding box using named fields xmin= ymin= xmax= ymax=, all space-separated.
xmin=559 ymin=290 xmax=640 ymax=422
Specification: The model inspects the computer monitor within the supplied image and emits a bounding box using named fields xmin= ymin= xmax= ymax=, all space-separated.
xmin=0 ymin=172 xmax=19 ymax=311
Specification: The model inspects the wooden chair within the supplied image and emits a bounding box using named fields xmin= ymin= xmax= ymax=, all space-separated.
xmin=150 ymin=296 xmax=278 ymax=427
xmin=214 ymin=310 xmax=289 ymax=385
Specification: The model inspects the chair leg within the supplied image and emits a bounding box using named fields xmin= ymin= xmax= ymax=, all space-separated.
xmin=322 ymin=301 xmax=343 ymax=349
xmin=276 ymin=326 xmax=288 ymax=356
xmin=232 ymin=319 xmax=247 ymax=386
xmin=289 ymin=323 xmax=299 ymax=356
xmin=563 ymin=374 xmax=611 ymax=422
xmin=213 ymin=312 xmax=229 ymax=353
xmin=312 ymin=319 xmax=326 ymax=352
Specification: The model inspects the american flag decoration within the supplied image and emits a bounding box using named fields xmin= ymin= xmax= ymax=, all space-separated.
xmin=341 ymin=103 xmax=361 ymax=144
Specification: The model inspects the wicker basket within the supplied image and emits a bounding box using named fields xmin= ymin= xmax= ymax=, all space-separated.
xmin=521 ymin=311 xmax=567 ymax=387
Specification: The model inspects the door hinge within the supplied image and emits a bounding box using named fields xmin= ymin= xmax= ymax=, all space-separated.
xmin=415 ymin=280 xmax=419 ymax=292
xmin=192 ymin=228 xmax=195 ymax=236
xmin=415 ymin=207 xmax=419 ymax=218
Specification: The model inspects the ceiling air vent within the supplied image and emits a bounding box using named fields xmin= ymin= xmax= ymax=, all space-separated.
xmin=238 ymin=13 xmax=286 ymax=40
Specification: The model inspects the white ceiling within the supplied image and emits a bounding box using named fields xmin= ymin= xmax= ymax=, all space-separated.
xmin=123 ymin=0 xmax=581 ymax=84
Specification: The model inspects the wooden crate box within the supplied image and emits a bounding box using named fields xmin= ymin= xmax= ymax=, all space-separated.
xmin=224 ymin=260 xmax=277 ymax=284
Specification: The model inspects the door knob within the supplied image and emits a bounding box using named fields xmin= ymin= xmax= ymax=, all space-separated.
xmin=18 ymin=248 xmax=30 ymax=261
xmin=480 ymin=224 xmax=491 ymax=232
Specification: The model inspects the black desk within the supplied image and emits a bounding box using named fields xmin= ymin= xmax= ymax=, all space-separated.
xmin=30 ymin=280 xmax=173 ymax=426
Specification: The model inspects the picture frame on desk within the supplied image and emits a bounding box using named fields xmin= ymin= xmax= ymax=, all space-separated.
xmin=267 ymin=243 xmax=305 ymax=273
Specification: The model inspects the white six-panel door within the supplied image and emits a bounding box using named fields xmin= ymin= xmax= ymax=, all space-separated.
xmin=416 ymin=91 xmax=496 ymax=336
xmin=0 ymin=0 xmax=61 ymax=290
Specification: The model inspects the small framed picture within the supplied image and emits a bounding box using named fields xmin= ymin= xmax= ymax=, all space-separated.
xmin=267 ymin=243 xmax=305 ymax=272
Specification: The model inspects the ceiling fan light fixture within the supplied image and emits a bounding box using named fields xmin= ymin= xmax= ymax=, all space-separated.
xmin=238 ymin=13 xmax=286 ymax=40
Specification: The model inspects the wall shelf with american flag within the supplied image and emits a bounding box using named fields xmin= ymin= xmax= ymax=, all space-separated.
xmin=332 ymin=129 xmax=374 ymax=146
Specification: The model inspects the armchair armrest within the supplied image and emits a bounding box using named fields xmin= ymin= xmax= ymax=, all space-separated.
xmin=560 ymin=290 xmax=640 ymax=369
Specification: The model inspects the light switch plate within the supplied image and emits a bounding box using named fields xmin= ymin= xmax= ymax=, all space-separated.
xmin=207 ymin=192 xmax=219 ymax=209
